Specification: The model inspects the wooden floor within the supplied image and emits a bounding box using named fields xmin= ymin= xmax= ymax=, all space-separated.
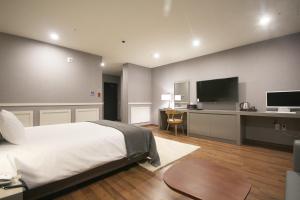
xmin=55 ymin=126 xmax=293 ymax=200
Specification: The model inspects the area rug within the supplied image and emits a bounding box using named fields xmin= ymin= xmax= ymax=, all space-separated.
xmin=139 ymin=136 xmax=200 ymax=172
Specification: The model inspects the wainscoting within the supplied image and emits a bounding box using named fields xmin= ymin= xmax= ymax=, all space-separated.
xmin=12 ymin=111 xmax=33 ymax=127
xmin=40 ymin=109 xmax=71 ymax=125
xmin=128 ymin=102 xmax=152 ymax=124
xmin=0 ymin=102 xmax=103 ymax=126
xmin=75 ymin=108 xmax=99 ymax=122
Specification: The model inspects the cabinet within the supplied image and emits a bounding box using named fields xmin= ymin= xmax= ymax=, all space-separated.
xmin=188 ymin=112 xmax=238 ymax=141
xmin=189 ymin=113 xmax=210 ymax=137
xmin=210 ymin=114 xmax=237 ymax=140
xmin=187 ymin=110 xmax=300 ymax=146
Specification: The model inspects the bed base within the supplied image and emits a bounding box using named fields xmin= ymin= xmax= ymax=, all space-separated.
xmin=24 ymin=153 xmax=148 ymax=200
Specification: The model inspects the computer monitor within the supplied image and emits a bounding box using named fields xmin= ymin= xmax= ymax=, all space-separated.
xmin=266 ymin=90 xmax=300 ymax=113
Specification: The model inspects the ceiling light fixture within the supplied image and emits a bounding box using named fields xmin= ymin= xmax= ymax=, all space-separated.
xmin=50 ymin=32 xmax=59 ymax=41
xmin=153 ymin=53 xmax=160 ymax=59
xmin=192 ymin=39 xmax=200 ymax=47
xmin=259 ymin=15 xmax=272 ymax=26
xmin=100 ymin=62 xmax=105 ymax=67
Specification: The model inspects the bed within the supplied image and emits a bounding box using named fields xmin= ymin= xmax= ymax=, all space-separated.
xmin=0 ymin=120 xmax=160 ymax=200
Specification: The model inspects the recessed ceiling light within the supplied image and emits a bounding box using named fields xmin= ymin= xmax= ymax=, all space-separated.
xmin=153 ymin=53 xmax=160 ymax=59
xmin=259 ymin=15 xmax=272 ymax=26
xmin=50 ymin=32 xmax=59 ymax=41
xmin=192 ymin=39 xmax=200 ymax=47
xmin=100 ymin=62 xmax=105 ymax=67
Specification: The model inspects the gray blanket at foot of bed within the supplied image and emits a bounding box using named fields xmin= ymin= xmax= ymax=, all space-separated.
xmin=90 ymin=120 xmax=160 ymax=167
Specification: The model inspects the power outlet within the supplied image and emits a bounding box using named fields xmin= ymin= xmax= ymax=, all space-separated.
xmin=274 ymin=123 xmax=281 ymax=131
xmin=281 ymin=123 xmax=287 ymax=131
xmin=274 ymin=120 xmax=281 ymax=131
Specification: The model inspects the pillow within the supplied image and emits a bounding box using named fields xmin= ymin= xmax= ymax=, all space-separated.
xmin=0 ymin=110 xmax=27 ymax=144
xmin=0 ymin=114 xmax=5 ymax=142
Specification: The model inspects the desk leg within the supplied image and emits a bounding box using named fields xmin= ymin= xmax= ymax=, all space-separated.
xmin=187 ymin=112 xmax=190 ymax=136
xmin=236 ymin=116 xmax=241 ymax=145
xmin=159 ymin=111 xmax=168 ymax=130
xmin=237 ymin=115 xmax=246 ymax=145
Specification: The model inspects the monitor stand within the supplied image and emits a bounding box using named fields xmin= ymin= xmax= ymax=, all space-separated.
xmin=278 ymin=107 xmax=296 ymax=114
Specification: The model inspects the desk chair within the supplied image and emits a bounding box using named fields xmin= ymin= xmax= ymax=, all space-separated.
xmin=165 ymin=109 xmax=184 ymax=136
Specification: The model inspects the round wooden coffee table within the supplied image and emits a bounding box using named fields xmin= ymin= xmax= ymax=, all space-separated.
xmin=163 ymin=158 xmax=251 ymax=200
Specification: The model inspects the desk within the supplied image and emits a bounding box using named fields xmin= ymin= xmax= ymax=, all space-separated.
xmin=159 ymin=109 xmax=188 ymax=134
xmin=159 ymin=108 xmax=300 ymax=146
xmin=188 ymin=110 xmax=300 ymax=146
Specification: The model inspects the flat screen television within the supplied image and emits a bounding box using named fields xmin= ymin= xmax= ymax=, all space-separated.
xmin=197 ymin=77 xmax=239 ymax=102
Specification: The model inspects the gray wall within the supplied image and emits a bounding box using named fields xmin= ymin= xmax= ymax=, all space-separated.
xmin=0 ymin=33 xmax=103 ymax=125
xmin=103 ymin=74 xmax=121 ymax=120
xmin=121 ymin=63 xmax=152 ymax=123
xmin=152 ymin=33 xmax=300 ymax=125
xmin=121 ymin=65 xmax=128 ymax=123
xmin=103 ymin=74 xmax=120 ymax=85
xmin=127 ymin=64 xmax=152 ymax=103
xmin=0 ymin=32 xmax=103 ymax=103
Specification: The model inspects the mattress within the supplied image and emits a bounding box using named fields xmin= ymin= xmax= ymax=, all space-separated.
xmin=0 ymin=122 xmax=126 ymax=189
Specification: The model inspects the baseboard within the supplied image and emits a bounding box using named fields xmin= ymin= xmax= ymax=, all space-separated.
xmin=244 ymin=139 xmax=293 ymax=152
xmin=133 ymin=122 xmax=152 ymax=127
xmin=143 ymin=124 xmax=158 ymax=127
xmin=188 ymin=133 xmax=236 ymax=144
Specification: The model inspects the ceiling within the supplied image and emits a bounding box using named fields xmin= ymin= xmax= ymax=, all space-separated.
xmin=0 ymin=0 xmax=300 ymax=75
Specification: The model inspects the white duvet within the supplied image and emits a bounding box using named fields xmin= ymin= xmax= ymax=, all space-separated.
xmin=0 ymin=122 xmax=126 ymax=189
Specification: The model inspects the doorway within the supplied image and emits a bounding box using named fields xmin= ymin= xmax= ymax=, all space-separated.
xmin=104 ymin=82 xmax=118 ymax=121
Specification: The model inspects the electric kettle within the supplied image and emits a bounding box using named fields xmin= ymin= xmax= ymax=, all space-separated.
xmin=240 ymin=102 xmax=250 ymax=111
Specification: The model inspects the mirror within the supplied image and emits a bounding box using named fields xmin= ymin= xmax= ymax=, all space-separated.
xmin=174 ymin=81 xmax=190 ymax=108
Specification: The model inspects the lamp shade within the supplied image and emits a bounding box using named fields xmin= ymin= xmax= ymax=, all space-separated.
xmin=175 ymin=95 xmax=182 ymax=101
xmin=161 ymin=94 xmax=171 ymax=101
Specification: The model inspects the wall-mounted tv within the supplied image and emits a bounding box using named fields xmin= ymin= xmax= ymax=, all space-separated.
xmin=197 ymin=77 xmax=239 ymax=102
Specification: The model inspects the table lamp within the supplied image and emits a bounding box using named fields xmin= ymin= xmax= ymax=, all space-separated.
xmin=161 ymin=94 xmax=171 ymax=108
xmin=175 ymin=95 xmax=182 ymax=101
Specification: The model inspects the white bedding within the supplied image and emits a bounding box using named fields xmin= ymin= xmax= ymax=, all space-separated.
xmin=0 ymin=122 xmax=126 ymax=189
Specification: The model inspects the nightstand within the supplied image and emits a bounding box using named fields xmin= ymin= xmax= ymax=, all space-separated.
xmin=0 ymin=180 xmax=23 ymax=200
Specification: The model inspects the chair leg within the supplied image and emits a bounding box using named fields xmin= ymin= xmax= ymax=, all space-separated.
xmin=166 ymin=124 xmax=169 ymax=131
xmin=181 ymin=125 xmax=185 ymax=135
xmin=175 ymin=125 xmax=178 ymax=136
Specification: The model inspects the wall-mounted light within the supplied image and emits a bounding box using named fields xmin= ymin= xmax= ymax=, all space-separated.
xmin=100 ymin=62 xmax=105 ymax=67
